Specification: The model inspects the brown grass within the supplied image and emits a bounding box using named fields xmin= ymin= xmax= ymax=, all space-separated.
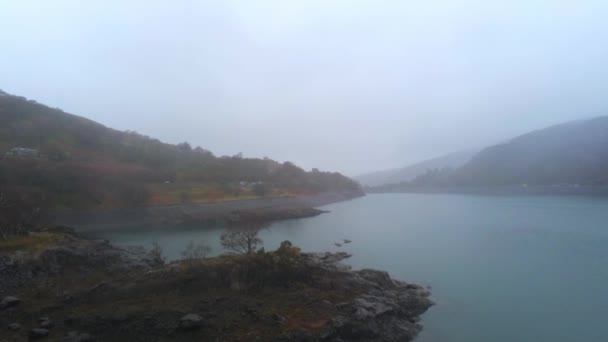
xmin=0 ymin=232 xmax=61 ymax=255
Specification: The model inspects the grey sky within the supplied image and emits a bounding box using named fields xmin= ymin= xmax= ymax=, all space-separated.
xmin=2 ymin=0 xmax=608 ymax=175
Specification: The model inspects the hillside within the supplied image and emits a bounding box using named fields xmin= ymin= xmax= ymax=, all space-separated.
xmin=451 ymin=116 xmax=608 ymax=186
xmin=371 ymin=116 xmax=608 ymax=193
xmin=355 ymin=149 xmax=478 ymax=187
xmin=0 ymin=90 xmax=359 ymax=210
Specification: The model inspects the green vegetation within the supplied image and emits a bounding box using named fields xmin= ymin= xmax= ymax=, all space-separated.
xmin=0 ymin=91 xmax=359 ymax=211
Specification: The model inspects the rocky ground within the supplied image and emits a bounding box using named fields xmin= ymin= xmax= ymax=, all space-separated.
xmin=0 ymin=231 xmax=432 ymax=341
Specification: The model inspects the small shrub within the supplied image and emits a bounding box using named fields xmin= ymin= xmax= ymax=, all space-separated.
xmin=181 ymin=240 xmax=211 ymax=264
xmin=277 ymin=240 xmax=301 ymax=258
xmin=149 ymin=242 xmax=166 ymax=266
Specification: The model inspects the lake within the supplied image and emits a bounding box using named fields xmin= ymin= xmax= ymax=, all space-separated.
xmin=86 ymin=193 xmax=608 ymax=342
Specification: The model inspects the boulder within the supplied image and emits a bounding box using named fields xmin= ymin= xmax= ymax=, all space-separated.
xmin=63 ymin=331 xmax=93 ymax=342
xmin=0 ymin=296 xmax=20 ymax=310
xmin=317 ymin=299 xmax=335 ymax=310
xmin=7 ymin=323 xmax=21 ymax=331
xmin=29 ymin=328 xmax=50 ymax=339
xmin=179 ymin=313 xmax=203 ymax=330
xmin=352 ymin=295 xmax=394 ymax=319
xmin=356 ymin=269 xmax=395 ymax=289
xmin=272 ymin=313 xmax=287 ymax=325
xmin=39 ymin=317 xmax=54 ymax=329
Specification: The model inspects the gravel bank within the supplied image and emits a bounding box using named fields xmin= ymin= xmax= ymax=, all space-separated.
xmin=52 ymin=190 xmax=365 ymax=232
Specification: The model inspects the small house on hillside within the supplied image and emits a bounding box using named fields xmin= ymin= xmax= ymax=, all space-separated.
xmin=5 ymin=147 xmax=40 ymax=159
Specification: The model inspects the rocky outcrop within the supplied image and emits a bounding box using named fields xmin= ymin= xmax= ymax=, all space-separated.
xmin=0 ymin=234 xmax=157 ymax=296
xmin=328 ymin=277 xmax=432 ymax=341
xmin=301 ymin=253 xmax=433 ymax=341
xmin=0 ymin=234 xmax=431 ymax=342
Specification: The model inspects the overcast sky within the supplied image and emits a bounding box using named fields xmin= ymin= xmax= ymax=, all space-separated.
xmin=2 ymin=1 xmax=608 ymax=175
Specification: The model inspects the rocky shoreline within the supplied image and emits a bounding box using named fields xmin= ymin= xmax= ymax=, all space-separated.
xmin=302 ymin=253 xmax=434 ymax=342
xmin=51 ymin=190 xmax=365 ymax=232
xmin=0 ymin=231 xmax=432 ymax=341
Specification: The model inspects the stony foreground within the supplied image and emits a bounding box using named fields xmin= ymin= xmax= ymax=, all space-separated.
xmin=0 ymin=232 xmax=432 ymax=341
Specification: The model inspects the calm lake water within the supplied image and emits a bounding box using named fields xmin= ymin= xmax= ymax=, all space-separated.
xmin=86 ymin=193 xmax=608 ymax=342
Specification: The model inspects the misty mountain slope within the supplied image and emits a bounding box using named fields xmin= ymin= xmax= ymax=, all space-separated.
xmin=355 ymin=149 xmax=478 ymax=187
xmin=452 ymin=116 xmax=608 ymax=186
xmin=0 ymin=90 xmax=359 ymax=209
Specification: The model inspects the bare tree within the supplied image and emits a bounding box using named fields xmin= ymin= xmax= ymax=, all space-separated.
xmin=220 ymin=227 xmax=264 ymax=255
xmin=181 ymin=240 xmax=211 ymax=262
xmin=220 ymin=213 xmax=269 ymax=255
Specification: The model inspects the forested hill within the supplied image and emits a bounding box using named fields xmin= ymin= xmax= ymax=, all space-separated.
xmin=0 ymin=90 xmax=359 ymax=209
xmin=451 ymin=116 xmax=608 ymax=186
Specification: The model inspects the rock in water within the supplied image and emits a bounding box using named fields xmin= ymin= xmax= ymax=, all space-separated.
xmin=0 ymin=296 xmax=20 ymax=310
xmin=180 ymin=313 xmax=203 ymax=330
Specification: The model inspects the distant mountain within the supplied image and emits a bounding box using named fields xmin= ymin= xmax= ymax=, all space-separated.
xmin=0 ymin=90 xmax=359 ymax=209
xmin=355 ymin=149 xmax=478 ymax=187
xmin=451 ymin=116 xmax=608 ymax=186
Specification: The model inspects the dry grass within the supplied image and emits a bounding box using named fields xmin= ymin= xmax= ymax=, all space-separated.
xmin=0 ymin=232 xmax=61 ymax=255
xmin=146 ymin=182 xmax=295 ymax=206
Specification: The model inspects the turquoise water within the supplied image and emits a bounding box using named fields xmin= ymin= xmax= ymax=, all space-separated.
xmin=87 ymin=194 xmax=608 ymax=342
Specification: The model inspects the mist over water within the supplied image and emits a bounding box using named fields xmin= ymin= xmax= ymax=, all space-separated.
xmin=90 ymin=193 xmax=608 ymax=342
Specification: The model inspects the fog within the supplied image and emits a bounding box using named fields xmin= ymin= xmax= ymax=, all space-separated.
xmin=2 ymin=0 xmax=608 ymax=175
